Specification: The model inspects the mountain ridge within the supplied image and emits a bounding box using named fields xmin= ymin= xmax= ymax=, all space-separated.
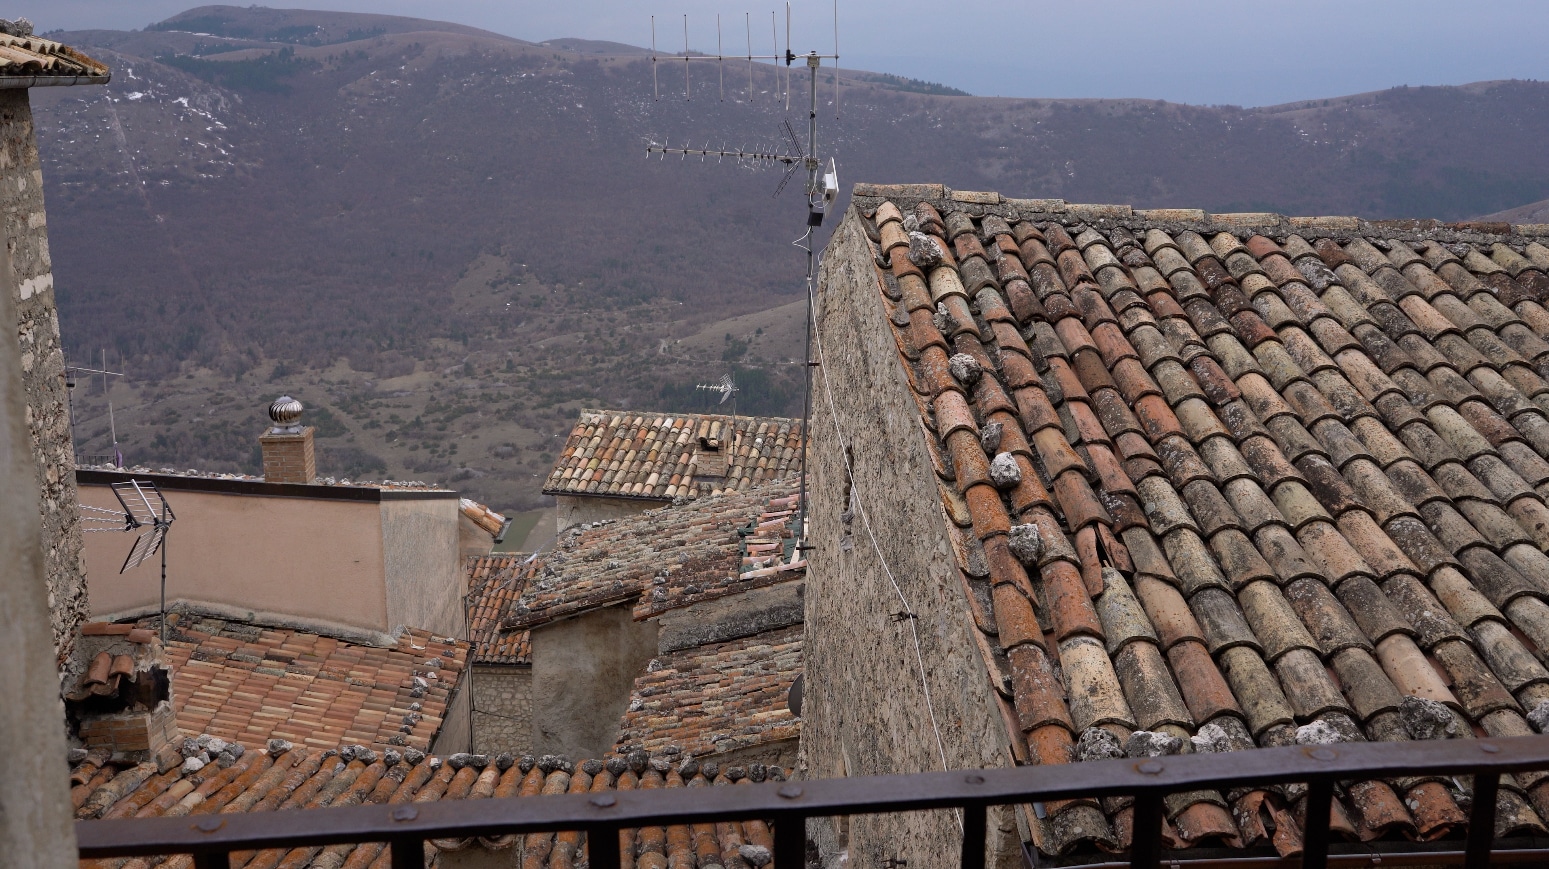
xmin=32 ymin=6 xmax=1549 ymax=510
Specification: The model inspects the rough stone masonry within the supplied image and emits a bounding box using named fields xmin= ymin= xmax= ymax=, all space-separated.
xmin=0 ymin=88 xmax=88 ymax=673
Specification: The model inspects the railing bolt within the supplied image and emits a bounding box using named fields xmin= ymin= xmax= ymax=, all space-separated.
xmin=777 ymin=784 xmax=803 ymax=799
xmin=391 ymin=806 xmax=418 ymax=822
xmin=1308 ymin=747 xmax=1337 ymax=761
xmin=194 ymin=817 xmax=223 ymax=833
xmin=590 ymin=794 xmax=617 ymax=808
xmin=965 ymin=773 xmax=984 ymax=785
xmin=1480 ymin=742 xmax=1501 ymax=753
xmin=1137 ymin=760 xmax=1164 ymax=774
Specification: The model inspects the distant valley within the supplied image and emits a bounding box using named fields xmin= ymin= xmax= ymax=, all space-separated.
xmin=34 ymin=4 xmax=1549 ymax=511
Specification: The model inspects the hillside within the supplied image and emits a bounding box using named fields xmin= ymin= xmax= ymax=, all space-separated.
xmin=33 ymin=5 xmax=1549 ymax=510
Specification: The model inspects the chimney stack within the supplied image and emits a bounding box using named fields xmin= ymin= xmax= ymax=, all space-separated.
xmin=67 ymin=623 xmax=176 ymax=761
xmin=259 ymin=395 xmax=316 ymax=484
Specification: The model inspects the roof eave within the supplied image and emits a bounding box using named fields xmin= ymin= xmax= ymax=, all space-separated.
xmin=0 ymin=72 xmax=111 ymax=88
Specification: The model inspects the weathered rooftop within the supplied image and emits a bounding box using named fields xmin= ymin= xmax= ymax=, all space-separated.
xmin=0 ymin=31 xmax=110 ymax=86
xmin=465 ymin=553 xmax=531 ymax=666
xmin=71 ymin=741 xmax=790 ymax=868
xmin=153 ymin=612 xmax=467 ymax=753
xmin=839 ymin=183 xmax=1549 ymax=856
xmin=616 ymin=624 xmax=802 ymax=759
xmin=541 ymin=409 xmax=802 ymax=501
xmin=504 ymin=480 xmax=804 ymax=632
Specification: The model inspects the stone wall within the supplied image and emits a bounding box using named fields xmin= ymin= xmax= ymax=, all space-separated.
xmin=801 ymin=209 xmax=1024 ymax=868
xmin=470 ymin=664 xmax=532 ymax=755
xmin=0 ymin=88 xmax=86 ymax=673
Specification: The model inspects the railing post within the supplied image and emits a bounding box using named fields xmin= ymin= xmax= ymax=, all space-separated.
xmin=774 ymin=814 xmax=806 ymax=869
xmin=1300 ymin=781 xmax=1333 ymax=869
xmin=1465 ymin=772 xmax=1499 ymax=869
xmin=191 ymin=852 xmax=231 ymax=869
xmin=960 ymin=804 xmax=986 ymax=869
xmin=589 ymin=825 xmax=621 ymax=869
xmin=1129 ymin=793 xmax=1163 ymax=869
xmin=389 ymin=835 xmax=423 ymax=869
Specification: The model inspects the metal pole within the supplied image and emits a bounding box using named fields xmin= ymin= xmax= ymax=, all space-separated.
xmin=799 ymin=236 xmax=813 ymax=541
xmin=806 ymin=56 xmax=818 ymax=195
xmin=159 ymin=505 xmax=168 ymax=642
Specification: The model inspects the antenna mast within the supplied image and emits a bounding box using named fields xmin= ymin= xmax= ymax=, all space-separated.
xmin=645 ymin=3 xmax=839 ymax=545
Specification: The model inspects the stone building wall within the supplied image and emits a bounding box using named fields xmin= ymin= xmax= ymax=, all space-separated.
xmin=0 ymin=89 xmax=86 ymax=672
xmin=470 ymin=664 xmax=532 ymax=755
xmin=801 ymin=209 xmax=1024 ymax=868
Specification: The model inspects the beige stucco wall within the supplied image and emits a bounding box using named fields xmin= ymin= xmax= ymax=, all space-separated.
xmin=801 ymin=209 xmax=1023 ymax=868
xmin=80 ymin=483 xmax=392 ymax=633
xmin=530 ymin=604 xmax=658 ymax=759
xmin=382 ymin=497 xmax=464 ymax=640
xmin=553 ymin=493 xmax=661 ymax=532
xmin=471 ymin=664 xmax=532 ymax=755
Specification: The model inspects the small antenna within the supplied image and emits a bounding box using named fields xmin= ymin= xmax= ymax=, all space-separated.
xmin=696 ymin=372 xmax=740 ymax=405
xmin=697 ymin=372 xmax=740 ymax=420
xmin=64 ymin=353 xmax=125 ymax=467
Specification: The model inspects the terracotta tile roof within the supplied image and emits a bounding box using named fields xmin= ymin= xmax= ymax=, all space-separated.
xmin=152 ymin=612 xmax=468 ymax=753
xmin=505 ymin=479 xmax=804 ymax=632
xmin=617 ymin=625 xmax=802 ymax=758
xmin=459 ymin=498 xmax=510 ymax=539
xmin=542 ymin=409 xmax=803 ymax=501
xmin=0 ymin=32 xmax=109 ymax=83
xmin=465 ymin=553 xmax=532 ymax=665
xmin=842 ymin=184 xmax=1549 ymax=857
xmin=72 ymin=741 xmax=792 ymax=868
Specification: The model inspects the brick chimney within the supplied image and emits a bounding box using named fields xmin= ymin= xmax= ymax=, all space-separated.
xmin=259 ymin=395 xmax=316 ymax=484
xmin=66 ymin=623 xmax=176 ymax=761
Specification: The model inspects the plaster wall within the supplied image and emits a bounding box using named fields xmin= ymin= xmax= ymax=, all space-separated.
xmin=530 ymin=604 xmax=658 ymax=759
xmin=433 ymin=668 xmax=472 ymax=755
xmin=554 ymin=494 xmax=660 ymax=532
xmin=470 ymin=664 xmax=532 ymax=755
xmin=801 ymin=209 xmax=1023 ymax=868
xmin=459 ymin=514 xmax=494 ymax=562
xmin=1 ymin=89 xmax=85 ymax=670
xmin=80 ymin=485 xmax=391 ymax=633
xmin=382 ymin=497 xmax=464 ymax=640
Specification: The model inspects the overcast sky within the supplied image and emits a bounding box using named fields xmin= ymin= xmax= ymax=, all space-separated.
xmin=24 ymin=1 xmax=1549 ymax=106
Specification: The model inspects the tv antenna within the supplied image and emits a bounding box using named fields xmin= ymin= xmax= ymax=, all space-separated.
xmin=79 ymin=480 xmax=176 ymax=640
xmin=646 ymin=3 xmax=842 ymax=538
xmin=64 ymin=349 xmax=125 ymax=467
xmin=647 ymin=2 xmax=841 ymax=224
xmin=697 ymin=372 xmax=741 ymax=415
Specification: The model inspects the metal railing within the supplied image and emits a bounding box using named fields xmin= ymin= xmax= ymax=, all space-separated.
xmin=76 ymin=734 xmax=1549 ymax=869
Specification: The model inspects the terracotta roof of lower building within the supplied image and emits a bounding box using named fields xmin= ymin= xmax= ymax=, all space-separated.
xmin=504 ymin=479 xmax=804 ymax=632
xmin=616 ymin=625 xmax=803 ymax=759
xmin=71 ymin=741 xmax=792 ymax=868
xmin=542 ymin=409 xmax=803 ymax=500
xmin=152 ymin=612 xmax=468 ymax=753
xmin=465 ymin=553 xmax=532 ymax=665
xmin=832 ymin=186 xmax=1549 ymax=858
